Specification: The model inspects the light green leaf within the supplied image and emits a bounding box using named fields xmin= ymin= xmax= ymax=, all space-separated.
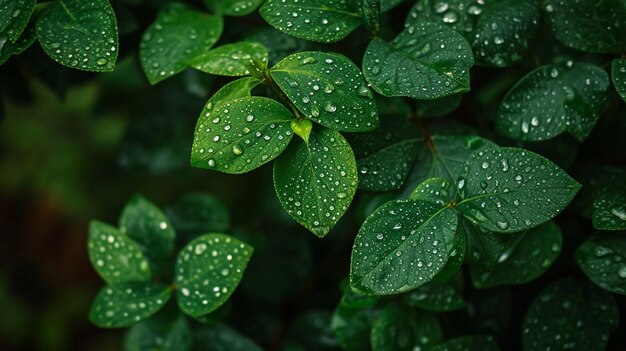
xmin=371 ymin=303 xmax=442 ymax=351
xmin=0 ymin=0 xmax=35 ymax=42
xmin=194 ymin=323 xmax=264 ymax=351
xmin=260 ymin=0 xmax=362 ymax=43
xmin=191 ymin=42 xmax=268 ymax=77
xmin=140 ymin=3 xmax=222 ymax=84
xmin=544 ymin=0 xmax=626 ymax=53
xmin=36 ymin=0 xmax=118 ymax=72
xmin=174 ymin=234 xmax=253 ymax=317
xmin=273 ymin=126 xmax=358 ymax=237
xmin=495 ymin=62 xmax=609 ymax=142
xmin=0 ymin=19 xmax=35 ymax=65
xmin=612 ymin=58 xmax=626 ymax=103
xmin=119 ymin=195 xmax=176 ymax=263
xmin=576 ymin=232 xmax=626 ymax=295
xmin=89 ymin=282 xmax=171 ymax=328
xmin=191 ymin=96 xmax=295 ymax=174
xmin=345 ymin=116 xmax=420 ymax=192
xmin=363 ymin=21 xmax=474 ymax=100
xmin=204 ymin=0 xmax=264 ymax=16
xmin=401 ymin=135 xmax=496 ymax=198
xmin=271 ymin=51 xmax=378 ymax=132
xmin=88 ymin=220 xmax=151 ymax=285
xmin=470 ymin=221 xmax=562 ymax=288
xmin=360 ymin=0 xmax=380 ymax=34
xmin=457 ymin=147 xmax=581 ymax=233
xmin=470 ymin=0 xmax=540 ymax=67
xmin=124 ymin=314 xmax=192 ymax=351
xmin=592 ymin=170 xmax=626 ymax=230
xmin=429 ymin=335 xmax=500 ymax=351
xmin=406 ymin=0 xmax=483 ymax=35
xmin=350 ymin=199 xmax=458 ymax=295
xmin=405 ymin=278 xmax=465 ymax=311
xmin=522 ymin=279 xmax=619 ymax=351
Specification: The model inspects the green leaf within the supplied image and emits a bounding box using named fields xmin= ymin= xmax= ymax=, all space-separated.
xmin=592 ymin=170 xmax=626 ymax=230
xmin=194 ymin=323 xmax=264 ymax=351
xmin=463 ymin=219 xmax=511 ymax=270
xmin=345 ymin=116 xmax=420 ymax=191
xmin=273 ymin=126 xmax=358 ymax=237
xmin=405 ymin=278 xmax=465 ymax=311
xmin=331 ymin=304 xmax=377 ymax=351
xmin=360 ymin=0 xmax=380 ymax=34
xmin=0 ymin=0 xmax=35 ymax=42
xmin=119 ymin=195 xmax=176 ymax=263
xmin=415 ymin=94 xmax=463 ymax=118
xmin=576 ymin=232 xmax=626 ymax=295
xmin=350 ymin=199 xmax=458 ymax=295
xmin=522 ymin=279 xmax=619 ymax=351
xmin=429 ymin=335 xmax=500 ymax=351
xmin=612 ymin=58 xmax=626 ymax=103
xmin=544 ymin=0 xmax=626 ymax=53
xmin=371 ymin=303 xmax=442 ymax=351
xmin=381 ymin=0 xmax=403 ymax=12
xmin=0 ymin=18 xmax=35 ymax=65
xmin=204 ymin=0 xmax=264 ymax=16
xmin=165 ymin=193 xmax=230 ymax=237
xmin=245 ymin=28 xmax=320 ymax=66
xmin=402 ymin=135 xmax=496 ymax=198
xmin=470 ymin=221 xmax=562 ymax=288
xmin=124 ymin=314 xmax=192 ymax=351
xmin=430 ymin=222 xmax=466 ymax=283
xmin=495 ymin=62 xmax=609 ymax=142
xmin=271 ymin=51 xmax=378 ymax=132
xmin=406 ymin=0 xmax=483 ymax=35
xmin=470 ymin=0 xmax=540 ymax=67
xmin=363 ymin=21 xmax=474 ymax=100
xmin=88 ymin=220 xmax=151 ymax=285
xmin=191 ymin=42 xmax=268 ymax=77
xmin=174 ymin=234 xmax=253 ymax=317
xmin=140 ymin=3 xmax=223 ymax=84
xmin=457 ymin=147 xmax=581 ymax=233
xmin=89 ymin=282 xmax=172 ymax=328
xmin=410 ymin=177 xmax=454 ymax=206
xmin=260 ymin=0 xmax=363 ymax=43
xmin=36 ymin=0 xmax=118 ymax=72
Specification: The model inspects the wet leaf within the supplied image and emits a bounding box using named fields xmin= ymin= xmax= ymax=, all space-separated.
xmin=429 ymin=335 xmax=500 ymax=351
xmin=363 ymin=20 xmax=474 ymax=99
xmin=371 ymin=303 xmax=442 ymax=351
xmin=457 ymin=147 xmax=581 ymax=233
xmin=612 ymin=58 xmax=626 ymax=103
xmin=174 ymin=234 xmax=253 ymax=317
xmin=360 ymin=0 xmax=380 ymax=34
xmin=331 ymin=303 xmax=377 ymax=351
xmin=522 ymin=279 xmax=619 ymax=351
xmin=0 ymin=18 xmax=35 ymax=65
xmin=406 ymin=0 xmax=483 ymax=35
xmin=0 ymin=0 xmax=35 ymax=42
xmin=463 ymin=219 xmax=510 ymax=271
xmin=88 ymin=221 xmax=151 ymax=285
xmin=204 ymin=0 xmax=264 ymax=16
xmin=89 ymin=282 xmax=171 ymax=328
xmin=140 ymin=3 xmax=222 ymax=84
xmin=165 ymin=193 xmax=230 ymax=238
xmin=576 ymin=231 xmax=626 ymax=295
xmin=36 ymin=0 xmax=118 ymax=72
xmin=194 ymin=323 xmax=264 ymax=351
xmin=405 ymin=278 xmax=465 ymax=311
xmin=273 ymin=126 xmax=358 ymax=237
xmin=191 ymin=42 xmax=268 ymax=77
xmin=592 ymin=170 xmax=626 ymax=231
xmin=124 ymin=313 xmax=192 ymax=351
xmin=271 ymin=51 xmax=378 ymax=132
xmin=410 ymin=177 xmax=454 ymax=206
xmin=495 ymin=61 xmax=609 ymax=142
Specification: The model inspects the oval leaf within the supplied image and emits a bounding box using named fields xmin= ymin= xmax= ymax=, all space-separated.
xmin=457 ymin=147 xmax=581 ymax=233
xmin=191 ymin=42 xmax=268 ymax=77
xmin=271 ymin=51 xmax=378 ymax=132
xmin=274 ymin=126 xmax=358 ymax=237
xmin=576 ymin=232 xmax=626 ymax=295
xmin=175 ymin=234 xmax=253 ymax=317
xmin=495 ymin=61 xmax=609 ymax=142
xmin=405 ymin=278 xmax=465 ymax=312
xmin=36 ymin=0 xmax=118 ymax=72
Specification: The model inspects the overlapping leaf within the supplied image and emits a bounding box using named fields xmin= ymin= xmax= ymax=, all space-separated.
xmin=576 ymin=232 xmax=626 ymax=295
xmin=191 ymin=42 xmax=268 ymax=77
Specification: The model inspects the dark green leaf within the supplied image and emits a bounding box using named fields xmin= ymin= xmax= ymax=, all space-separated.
xmin=345 ymin=116 xmax=420 ymax=192
xmin=0 ymin=18 xmax=35 ymax=65
xmin=471 ymin=0 xmax=540 ymax=67
xmin=124 ymin=314 xmax=192 ymax=351
xmin=430 ymin=222 xmax=466 ymax=283
xmin=544 ymin=0 xmax=626 ymax=53
xmin=371 ymin=303 xmax=442 ymax=351
xmin=0 ymin=0 xmax=35 ymax=42
xmin=331 ymin=304 xmax=377 ymax=351
xmin=204 ymin=0 xmax=264 ymax=16
xmin=576 ymin=232 xmax=626 ymax=295
xmin=470 ymin=221 xmax=562 ymax=288
xmin=119 ymin=195 xmax=176 ymax=263
xmin=463 ymin=219 xmax=511 ymax=270
xmin=273 ymin=126 xmax=358 ymax=237
xmin=406 ymin=0 xmax=483 ymax=35
xmin=363 ymin=21 xmax=474 ymax=99
xmin=405 ymin=278 xmax=465 ymax=311
xmin=522 ymin=279 xmax=619 ymax=351
xmin=88 ymin=220 xmax=151 ymax=285
xmin=165 ymin=193 xmax=230 ymax=237
xmin=360 ymin=0 xmax=380 ymax=34
xmin=271 ymin=51 xmax=378 ymax=132
xmin=174 ymin=234 xmax=253 ymax=317
xmin=381 ymin=0 xmax=404 ymax=12
xmin=592 ymin=170 xmax=626 ymax=230
xmin=191 ymin=42 xmax=268 ymax=77
xmin=36 ymin=0 xmax=118 ymax=71
xmin=245 ymin=28 xmax=320 ymax=66
xmin=140 ymin=3 xmax=223 ymax=84
xmin=191 ymin=96 xmax=294 ymax=174
xmin=260 ymin=0 xmax=362 ymax=43
xmin=495 ymin=62 xmax=609 ymax=142
xmin=350 ymin=199 xmax=458 ymax=294
xmin=194 ymin=323 xmax=263 ymax=351
xmin=457 ymin=147 xmax=581 ymax=233
xmin=612 ymin=58 xmax=626 ymax=103
xmin=429 ymin=335 xmax=500 ymax=351
xmin=89 ymin=282 xmax=172 ymax=328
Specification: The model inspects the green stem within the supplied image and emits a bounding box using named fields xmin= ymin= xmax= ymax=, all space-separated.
xmin=261 ymin=68 xmax=304 ymax=120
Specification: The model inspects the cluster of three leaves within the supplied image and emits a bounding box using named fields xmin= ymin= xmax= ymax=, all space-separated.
xmin=191 ymin=51 xmax=379 ymax=236
xmin=88 ymin=196 xmax=252 ymax=327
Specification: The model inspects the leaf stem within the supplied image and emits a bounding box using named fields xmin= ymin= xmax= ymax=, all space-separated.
xmin=410 ymin=102 xmax=435 ymax=153
xmin=261 ymin=68 xmax=304 ymax=120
